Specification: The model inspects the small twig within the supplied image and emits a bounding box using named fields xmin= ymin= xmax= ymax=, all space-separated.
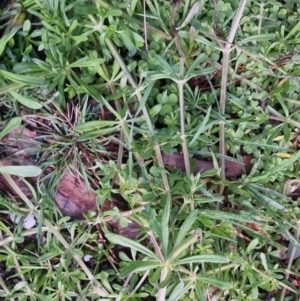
xmin=143 ymin=0 xmax=148 ymax=52
xmin=280 ymin=221 xmax=300 ymax=301
xmin=130 ymin=271 xmax=150 ymax=295
xmin=171 ymin=0 xmax=184 ymax=58
xmin=149 ymin=231 xmax=164 ymax=263
xmin=212 ymin=0 xmax=219 ymax=29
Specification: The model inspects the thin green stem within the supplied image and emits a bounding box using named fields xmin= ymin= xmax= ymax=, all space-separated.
xmin=219 ymin=0 xmax=247 ymax=186
xmin=94 ymin=0 xmax=171 ymax=40
xmin=104 ymin=37 xmax=171 ymax=194
xmin=130 ymin=270 xmax=150 ymax=295
xmin=179 ymin=80 xmax=190 ymax=176
xmin=252 ymin=266 xmax=298 ymax=295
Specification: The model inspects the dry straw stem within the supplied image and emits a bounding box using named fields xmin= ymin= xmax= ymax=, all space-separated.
xmin=219 ymin=0 xmax=248 ymax=184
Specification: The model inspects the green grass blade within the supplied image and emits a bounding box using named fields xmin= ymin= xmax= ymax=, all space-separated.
xmin=75 ymin=120 xmax=119 ymax=131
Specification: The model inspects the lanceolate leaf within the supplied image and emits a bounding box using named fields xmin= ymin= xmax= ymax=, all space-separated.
xmin=68 ymin=58 xmax=106 ymax=68
xmin=0 ymin=70 xmax=45 ymax=86
xmin=166 ymin=233 xmax=200 ymax=264
xmin=174 ymin=210 xmax=199 ymax=248
xmin=196 ymin=277 xmax=232 ymax=289
xmin=238 ymin=33 xmax=276 ymax=45
xmin=9 ymin=90 xmax=42 ymax=109
xmin=168 ymin=281 xmax=193 ymax=301
xmin=106 ymin=234 xmax=160 ymax=261
xmin=175 ymin=255 xmax=230 ymax=266
xmin=75 ymin=120 xmax=119 ymax=131
xmin=0 ymin=117 xmax=22 ymax=140
xmin=0 ymin=26 xmax=21 ymax=56
xmin=119 ymin=261 xmax=161 ymax=278
xmin=0 ymin=166 xmax=42 ymax=177
xmin=176 ymin=1 xmax=202 ymax=30
xmin=77 ymin=127 xmax=120 ymax=141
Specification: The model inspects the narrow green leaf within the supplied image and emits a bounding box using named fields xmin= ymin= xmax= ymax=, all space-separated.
xmin=265 ymin=151 xmax=300 ymax=175
xmin=189 ymin=106 xmax=212 ymax=145
xmin=13 ymin=63 xmax=44 ymax=73
xmin=77 ymin=126 xmax=119 ymax=141
xmin=0 ymin=26 xmax=21 ymax=56
xmin=199 ymin=210 xmax=253 ymax=222
xmin=141 ymin=72 xmax=176 ymax=81
xmin=246 ymin=238 xmax=260 ymax=254
xmin=119 ymin=29 xmax=137 ymax=56
xmin=149 ymin=266 xmax=163 ymax=284
xmin=168 ymin=282 xmax=184 ymax=301
xmin=74 ymin=4 xmax=96 ymax=14
xmin=106 ymin=233 xmax=160 ymax=261
xmin=60 ymin=0 xmax=70 ymax=27
xmin=158 ymin=268 xmax=172 ymax=288
xmin=196 ymin=277 xmax=232 ymax=289
xmin=134 ymin=80 xmax=156 ymax=121
xmin=0 ymin=82 xmax=26 ymax=94
xmin=186 ymin=66 xmax=217 ymax=80
xmin=174 ymin=210 xmax=199 ymax=248
xmin=9 ymin=90 xmax=42 ymax=109
xmin=186 ymin=53 xmax=207 ymax=76
xmin=284 ymin=20 xmax=300 ymax=40
xmin=176 ymin=1 xmax=201 ymax=30
xmin=149 ymin=104 xmax=162 ymax=118
xmin=104 ymin=9 xmax=122 ymax=17
xmin=239 ymin=33 xmax=276 ymax=45
xmin=176 ymin=255 xmax=230 ymax=265
xmin=0 ymin=166 xmax=42 ymax=177
xmin=248 ymin=189 xmax=286 ymax=211
xmin=168 ymin=281 xmax=193 ymax=301
xmin=0 ymin=117 xmax=22 ymax=140
xmin=119 ymin=261 xmax=160 ymax=278
xmin=246 ymin=185 xmax=296 ymax=244
xmin=194 ymin=35 xmax=216 ymax=48
xmin=68 ymin=58 xmax=105 ymax=68
xmin=235 ymin=139 xmax=294 ymax=152
xmin=155 ymin=55 xmax=176 ymax=75
xmin=0 ymin=70 xmax=45 ymax=86
xmin=260 ymin=252 xmax=268 ymax=272
xmin=75 ymin=120 xmax=119 ymax=132
xmin=166 ymin=233 xmax=199 ymax=264
xmin=195 ymin=283 xmax=207 ymax=301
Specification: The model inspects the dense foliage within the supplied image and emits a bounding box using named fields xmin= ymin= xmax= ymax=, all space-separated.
xmin=0 ymin=0 xmax=300 ymax=300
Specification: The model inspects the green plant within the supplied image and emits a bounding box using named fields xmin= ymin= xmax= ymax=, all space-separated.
xmin=1 ymin=0 xmax=300 ymax=300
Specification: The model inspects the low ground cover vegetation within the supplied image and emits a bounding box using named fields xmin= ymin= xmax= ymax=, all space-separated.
xmin=0 ymin=0 xmax=300 ymax=300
